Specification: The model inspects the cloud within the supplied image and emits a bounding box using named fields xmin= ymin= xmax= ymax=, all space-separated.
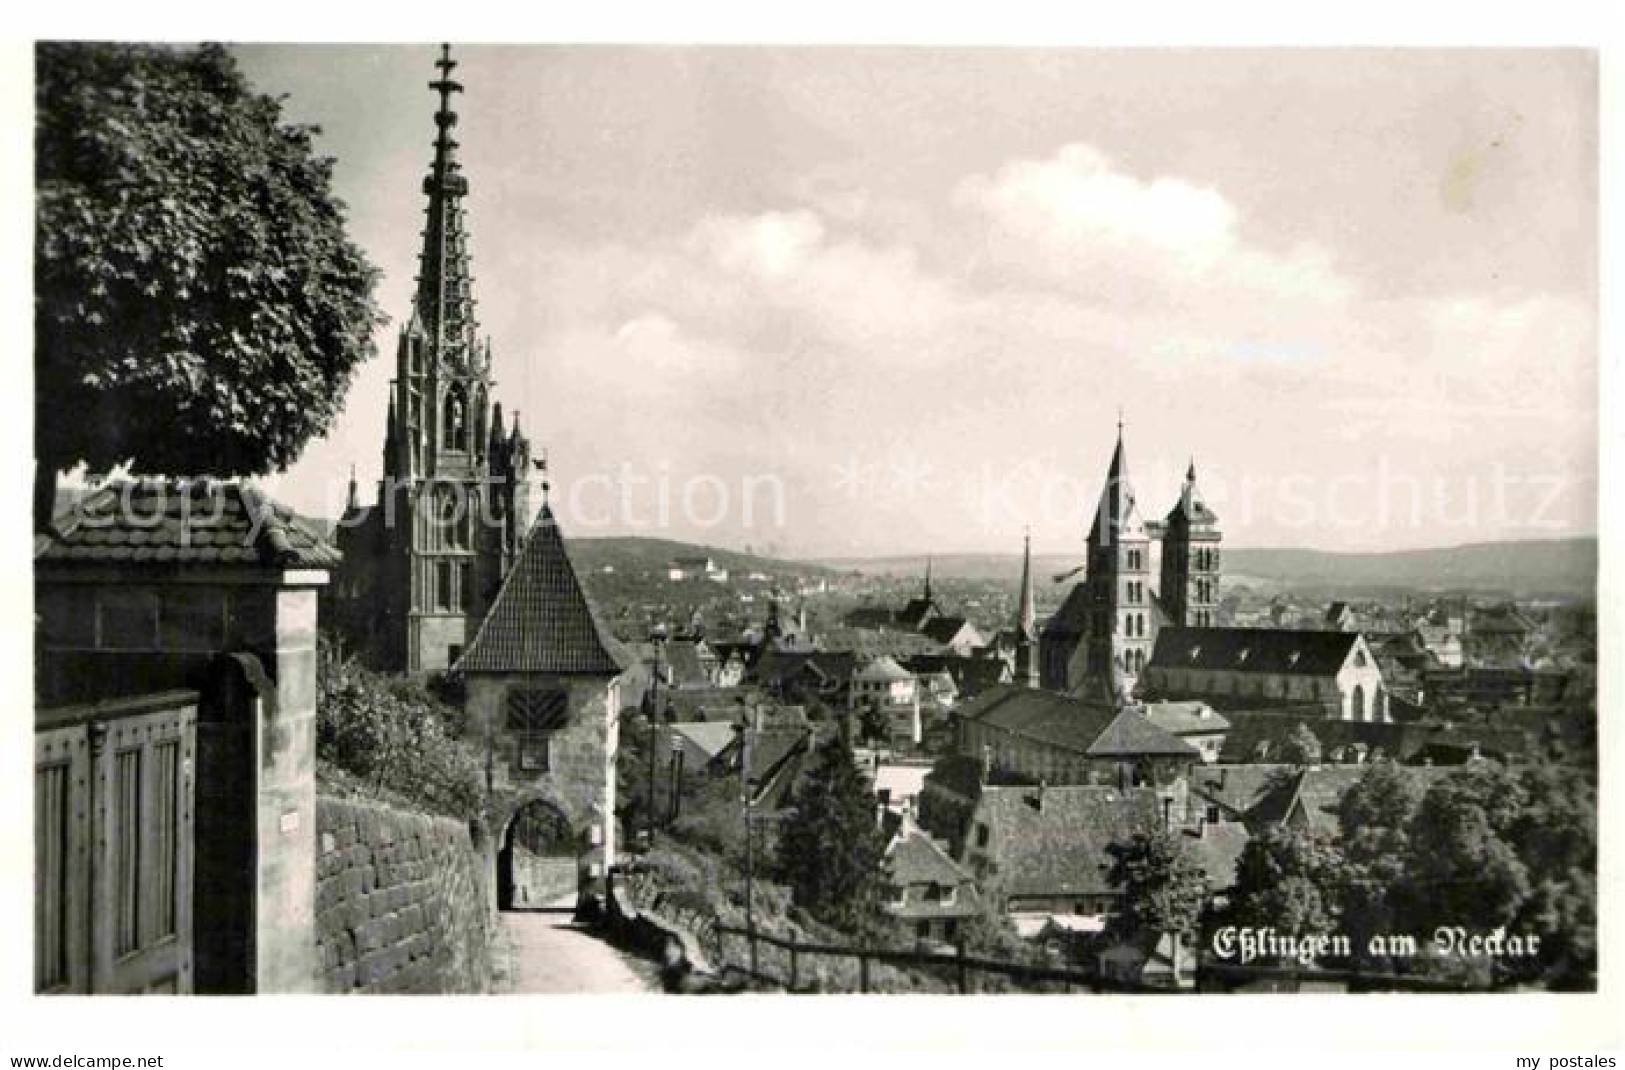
xmin=954 ymin=142 xmax=1353 ymax=309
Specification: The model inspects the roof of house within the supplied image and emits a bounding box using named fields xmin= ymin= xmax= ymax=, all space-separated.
xmin=923 ymin=754 xmax=986 ymax=801
xmin=667 ymin=721 xmax=739 ymax=760
xmin=456 ymin=505 xmax=630 ymax=675
xmin=844 ymin=606 xmax=900 ymax=629
xmin=975 ymin=785 xmax=1162 ymax=898
xmin=1087 ymin=707 xmax=1201 ymax=758
xmin=1190 ymin=765 xmax=1300 ymax=818
xmin=853 ymin=656 xmax=914 ymax=683
xmin=1141 ymin=700 xmax=1231 ymax=736
xmin=921 ymin=616 xmax=975 ymax=645
xmin=900 ymin=654 xmax=1010 ymax=695
xmin=37 ymin=478 xmax=340 ymax=569
xmin=1148 ymin=627 xmax=1364 ymax=677
xmin=1040 ymin=584 xmax=1092 ymax=640
xmin=873 ymin=763 xmax=932 ymax=805
xmin=888 ymin=825 xmax=973 ymax=888
xmin=958 ymin=685 xmax=1119 ymax=755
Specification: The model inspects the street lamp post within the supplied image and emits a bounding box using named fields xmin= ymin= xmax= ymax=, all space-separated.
xmin=734 ymin=714 xmax=758 ymax=979
xmin=646 ymin=624 xmax=668 ymax=848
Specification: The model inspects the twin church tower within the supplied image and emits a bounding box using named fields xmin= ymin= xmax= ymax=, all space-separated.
xmin=1039 ymin=424 xmax=1224 ymax=703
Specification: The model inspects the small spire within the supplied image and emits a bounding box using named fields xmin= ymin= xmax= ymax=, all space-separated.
xmin=346 ymin=464 xmax=358 ymax=511
xmin=924 ymin=556 xmax=933 ymax=603
xmin=1187 ymin=456 xmax=1196 ymax=483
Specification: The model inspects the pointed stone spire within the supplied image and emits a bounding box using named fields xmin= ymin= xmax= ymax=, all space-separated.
xmin=1015 ymin=529 xmax=1039 ymax=688
xmin=415 ymin=43 xmax=477 ymax=369
xmin=346 ymin=464 xmax=358 ymax=512
xmin=1090 ymin=415 xmax=1145 ymax=547
xmin=923 ymin=556 xmax=934 ymax=603
xmin=1017 ymin=530 xmax=1036 ymax=640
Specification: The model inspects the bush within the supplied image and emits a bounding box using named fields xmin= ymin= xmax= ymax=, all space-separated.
xmin=316 ymin=637 xmax=484 ymax=821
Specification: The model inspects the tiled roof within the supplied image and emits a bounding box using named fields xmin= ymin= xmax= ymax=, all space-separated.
xmin=666 ymin=721 xmax=738 ymax=761
xmin=1149 ymin=627 xmax=1363 ymax=677
xmin=1190 ymin=764 xmax=1298 ymax=818
xmin=888 ymin=826 xmax=973 ymax=889
xmin=456 ymin=505 xmax=629 ymax=675
xmin=923 ymin=754 xmax=985 ymax=800
xmin=1040 ymin=584 xmax=1092 ymax=640
xmin=1142 ymin=700 xmax=1230 ymax=736
xmin=921 ymin=615 xmax=974 ymax=645
xmin=1182 ymin=822 xmax=1249 ymax=891
xmin=844 ymin=606 xmax=900 ymax=629
xmin=1087 ymin=707 xmax=1201 ymax=758
xmin=37 ymin=478 xmax=340 ymax=568
xmin=958 ymin=685 xmax=1119 ymax=755
xmin=854 ymin=655 xmax=914 ymax=683
xmin=976 ymin=785 xmax=1161 ymax=898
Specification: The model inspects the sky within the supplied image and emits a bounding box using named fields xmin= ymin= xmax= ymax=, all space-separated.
xmin=235 ymin=45 xmax=1598 ymax=559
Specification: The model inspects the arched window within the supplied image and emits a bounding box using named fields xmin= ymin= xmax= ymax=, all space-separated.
xmin=1351 ymin=683 xmax=1366 ymax=722
xmin=444 ymin=386 xmax=469 ymax=452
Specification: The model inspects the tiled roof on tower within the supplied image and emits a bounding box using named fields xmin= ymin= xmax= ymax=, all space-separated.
xmin=455 ymin=504 xmax=629 ymax=675
xmin=1089 ymin=419 xmax=1146 ymax=546
xmin=1166 ymin=459 xmax=1219 ymax=525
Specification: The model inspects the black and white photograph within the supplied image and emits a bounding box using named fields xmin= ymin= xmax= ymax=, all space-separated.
xmin=7 ymin=11 xmax=1620 ymax=1065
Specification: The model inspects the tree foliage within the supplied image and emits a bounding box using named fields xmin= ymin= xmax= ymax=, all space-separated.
xmin=774 ymin=733 xmax=893 ymax=929
xmin=35 ymin=43 xmax=382 ymax=515
xmin=316 ymin=637 xmax=483 ymax=821
xmin=1232 ymin=826 xmax=1344 ymax=940
xmin=1277 ymin=722 xmax=1323 ymax=766
xmin=1108 ymin=830 xmax=1209 ymax=939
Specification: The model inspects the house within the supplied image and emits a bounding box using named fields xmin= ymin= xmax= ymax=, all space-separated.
xmin=957 ymin=784 xmax=1162 ymax=927
xmin=920 ymin=616 xmax=985 ymax=656
xmin=668 ymin=556 xmax=728 ymax=583
xmin=955 ymin=686 xmax=1204 ymax=789
xmin=660 ymin=721 xmax=740 ymax=769
xmin=1324 ymin=601 xmax=1358 ymax=632
xmin=900 ymin=653 xmax=1011 ymax=703
xmin=849 ymin=656 xmax=922 ymax=745
xmin=883 ymin=820 xmax=980 ymax=945
xmin=1140 ymin=701 xmax=1230 ymax=763
xmin=1141 ymin=627 xmax=1390 ymax=723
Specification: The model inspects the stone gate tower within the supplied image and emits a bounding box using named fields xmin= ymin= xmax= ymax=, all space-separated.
xmin=331 ymin=46 xmax=533 ymax=674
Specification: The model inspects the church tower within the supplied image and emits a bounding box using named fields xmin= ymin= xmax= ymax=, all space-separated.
xmin=333 ymin=45 xmax=532 ymax=674
xmin=1159 ymin=460 xmax=1223 ymax=628
xmin=1080 ymin=422 xmax=1153 ymax=702
xmin=1013 ymin=530 xmax=1039 ymax=689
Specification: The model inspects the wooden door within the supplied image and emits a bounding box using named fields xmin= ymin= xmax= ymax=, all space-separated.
xmin=34 ymin=722 xmax=91 ymax=994
xmin=35 ymin=697 xmax=197 ymax=994
xmin=92 ymin=706 xmax=196 ymax=994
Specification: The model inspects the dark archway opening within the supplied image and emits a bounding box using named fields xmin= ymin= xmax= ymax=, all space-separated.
xmin=497 ymin=799 xmax=578 ymax=912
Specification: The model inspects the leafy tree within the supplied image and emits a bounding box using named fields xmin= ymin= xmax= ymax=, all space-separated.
xmin=1231 ymin=826 xmax=1344 ymax=944
xmin=1108 ymin=830 xmax=1210 ymax=979
xmin=860 ymin=700 xmax=891 ymax=745
xmin=1505 ymin=759 xmax=1597 ymax=987
xmin=35 ymin=43 xmax=383 ymax=526
xmin=1403 ymin=764 xmax=1530 ymax=938
xmin=775 ymin=733 xmax=893 ymax=929
xmin=1336 ymin=761 xmax=1421 ymax=965
xmin=1277 ymin=722 xmax=1323 ymax=766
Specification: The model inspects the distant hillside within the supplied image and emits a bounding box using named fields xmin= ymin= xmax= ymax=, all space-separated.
xmin=1220 ymin=539 xmax=1597 ymax=597
xmin=818 ymin=538 xmax=1597 ymax=597
xmin=569 ymin=535 xmax=844 ymax=582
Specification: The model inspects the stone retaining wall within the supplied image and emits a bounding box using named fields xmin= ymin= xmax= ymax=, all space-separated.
xmin=314 ymin=795 xmax=493 ymax=993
